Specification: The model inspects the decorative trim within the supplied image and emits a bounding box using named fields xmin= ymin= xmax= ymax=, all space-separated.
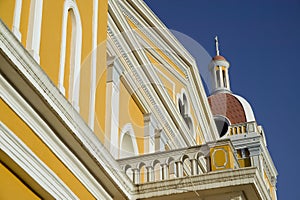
xmin=0 ymin=122 xmax=78 ymax=199
xmin=107 ymin=9 xmax=186 ymax=148
xmin=0 ymin=75 xmax=113 ymax=200
xmin=12 ymin=0 xmax=22 ymax=40
xmin=58 ymin=0 xmax=82 ymax=111
xmin=212 ymin=148 xmax=228 ymax=169
xmin=26 ymin=0 xmax=43 ymax=63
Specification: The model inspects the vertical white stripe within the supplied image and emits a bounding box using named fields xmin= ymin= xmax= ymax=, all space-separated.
xmin=12 ymin=0 xmax=22 ymax=40
xmin=26 ymin=0 xmax=43 ymax=63
xmin=88 ymin=0 xmax=99 ymax=129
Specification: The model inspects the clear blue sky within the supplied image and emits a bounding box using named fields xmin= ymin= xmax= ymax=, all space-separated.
xmin=144 ymin=0 xmax=300 ymax=199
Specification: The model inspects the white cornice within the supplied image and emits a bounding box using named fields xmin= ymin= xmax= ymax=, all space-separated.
xmin=0 ymin=122 xmax=78 ymax=199
xmin=0 ymin=74 xmax=113 ymax=200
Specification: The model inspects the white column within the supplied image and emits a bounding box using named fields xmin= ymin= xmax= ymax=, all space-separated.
xmin=105 ymin=57 xmax=120 ymax=158
xmin=175 ymin=161 xmax=183 ymax=177
xmin=161 ymin=164 xmax=169 ymax=180
xmin=219 ymin=68 xmax=224 ymax=88
xmin=26 ymin=0 xmax=43 ymax=63
xmin=225 ymin=69 xmax=230 ymax=90
xmin=88 ymin=0 xmax=98 ymax=129
xmin=190 ymin=159 xmax=198 ymax=175
xmin=144 ymin=113 xmax=156 ymax=154
xmin=12 ymin=0 xmax=22 ymax=40
xmin=132 ymin=168 xmax=140 ymax=184
xmin=146 ymin=166 xmax=154 ymax=182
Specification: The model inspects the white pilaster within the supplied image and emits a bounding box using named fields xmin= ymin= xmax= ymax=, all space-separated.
xmin=105 ymin=57 xmax=121 ymax=158
xmin=12 ymin=0 xmax=22 ymax=40
xmin=88 ymin=0 xmax=99 ymax=129
xmin=26 ymin=0 xmax=43 ymax=63
xmin=144 ymin=113 xmax=156 ymax=154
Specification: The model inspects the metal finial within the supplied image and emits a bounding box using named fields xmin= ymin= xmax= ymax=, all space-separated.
xmin=215 ymin=36 xmax=220 ymax=56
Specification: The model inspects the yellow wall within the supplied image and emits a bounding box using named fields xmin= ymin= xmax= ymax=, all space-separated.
xmin=119 ymin=80 xmax=144 ymax=154
xmin=0 ymin=0 xmax=15 ymax=30
xmin=40 ymin=0 xmax=64 ymax=84
xmin=0 ymin=163 xmax=41 ymax=200
xmin=0 ymin=99 xmax=95 ymax=200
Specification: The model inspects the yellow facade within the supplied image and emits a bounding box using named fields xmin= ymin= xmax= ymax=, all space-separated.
xmin=0 ymin=99 xmax=95 ymax=199
xmin=0 ymin=163 xmax=41 ymax=200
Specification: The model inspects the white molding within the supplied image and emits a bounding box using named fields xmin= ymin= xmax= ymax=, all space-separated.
xmin=0 ymin=75 xmax=113 ymax=200
xmin=108 ymin=10 xmax=186 ymax=149
xmin=108 ymin=3 xmax=193 ymax=148
xmin=26 ymin=0 xmax=43 ymax=63
xmin=0 ymin=122 xmax=78 ymax=199
xmin=58 ymin=0 xmax=82 ymax=111
xmin=113 ymin=1 xmax=218 ymax=144
xmin=12 ymin=0 xmax=22 ymax=40
xmin=88 ymin=0 xmax=98 ymax=129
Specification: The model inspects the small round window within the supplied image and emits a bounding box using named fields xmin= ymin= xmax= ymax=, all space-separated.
xmin=214 ymin=116 xmax=230 ymax=137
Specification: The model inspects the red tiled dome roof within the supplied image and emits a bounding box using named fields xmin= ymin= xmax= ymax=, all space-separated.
xmin=213 ymin=55 xmax=226 ymax=61
xmin=208 ymin=93 xmax=246 ymax=124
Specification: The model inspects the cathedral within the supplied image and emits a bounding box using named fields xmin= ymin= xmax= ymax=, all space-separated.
xmin=0 ymin=0 xmax=277 ymax=199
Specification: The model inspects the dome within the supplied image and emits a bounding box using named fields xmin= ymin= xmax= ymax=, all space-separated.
xmin=208 ymin=93 xmax=255 ymax=124
xmin=213 ymin=55 xmax=226 ymax=61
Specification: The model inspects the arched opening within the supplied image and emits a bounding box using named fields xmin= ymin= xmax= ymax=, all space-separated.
xmin=58 ymin=0 xmax=82 ymax=111
xmin=139 ymin=164 xmax=147 ymax=184
xmin=182 ymin=155 xmax=191 ymax=177
xmin=153 ymin=160 xmax=161 ymax=182
xmin=120 ymin=133 xmax=135 ymax=158
xmin=120 ymin=124 xmax=139 ymax=158
xmin=177 ymin=90 xmax=194 ymax=136
xmin=214 ymin=116 xmax=230 ymax=137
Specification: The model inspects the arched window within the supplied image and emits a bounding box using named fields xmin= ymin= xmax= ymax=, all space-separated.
xmin=120 ymin=124 xmax=139 ymax=158
xmin=58 ymin=0 xmax=82 ymax=111
xmin=177 ymin=89 xmax=194 ymax=137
